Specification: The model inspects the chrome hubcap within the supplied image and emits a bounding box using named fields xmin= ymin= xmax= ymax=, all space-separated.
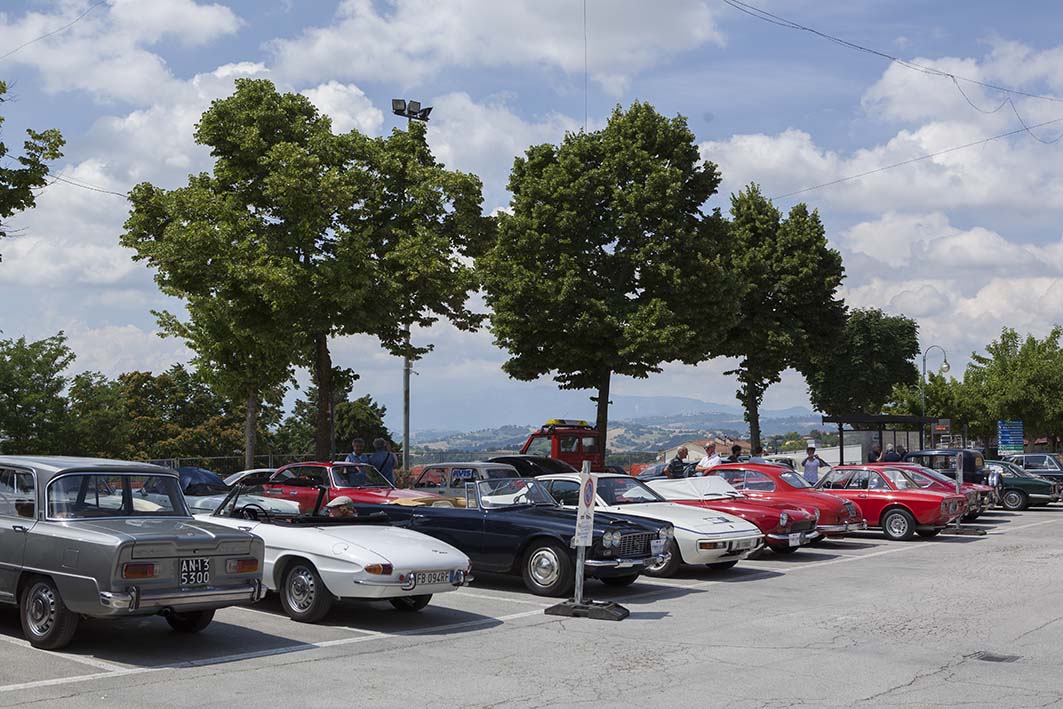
xmin=286 ymin=567 xmax=316 ymax=611
xmin=1004 ymin=492 xmax=1021 ymax=507
xmin=886 ymin=515 xmax=908 ymax=537
xmin=27 ymin=585 xmax=56 ymax=636
xmin=528 ymin=548 xmax=560 ymax=587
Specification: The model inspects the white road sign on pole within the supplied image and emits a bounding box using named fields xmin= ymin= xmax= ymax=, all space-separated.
xmin=573 ymin=462 xmax=596 ymax=547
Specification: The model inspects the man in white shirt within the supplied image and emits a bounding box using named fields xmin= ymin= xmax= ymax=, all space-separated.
xmin=696 ymin=442 xmax=722 ymax=474
xmin=802 ymin=446 xmax=829 ymax=484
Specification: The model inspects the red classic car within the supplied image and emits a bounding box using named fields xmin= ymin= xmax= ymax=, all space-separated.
xmin=648 ymin=476 xmax=818 ymax=554
xmin=264 ymin=462 xmax=437 ymax=512
xmin=709 ymin=463 xmax=867 ymax=541
xmin=814 ymin=465 xmax=966 ymax=540
xmin=867 ymin=462 xmax=993 ymax=520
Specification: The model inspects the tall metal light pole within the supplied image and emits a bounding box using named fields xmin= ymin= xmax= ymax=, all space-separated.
xmin=391 ymin=98 xmax=433 ymax=477
xmin=920 ymin=344 xmax=951 ymax=445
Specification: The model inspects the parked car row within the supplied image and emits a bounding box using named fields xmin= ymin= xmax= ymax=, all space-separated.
xmin=0 ymin=447 xmax=1055 ymax=651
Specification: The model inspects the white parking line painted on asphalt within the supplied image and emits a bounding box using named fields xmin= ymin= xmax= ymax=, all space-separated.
xmin=0 ymin=632 xmax=130 ymax=673
xmin=452 ymin=591 xmax=551 ymax=607
xmin=986 ymin=518 xmax=1061 ymax=534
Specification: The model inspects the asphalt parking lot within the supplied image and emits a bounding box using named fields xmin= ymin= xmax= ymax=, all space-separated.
xmin=0 ymin=507 xmax=1061 ymax=707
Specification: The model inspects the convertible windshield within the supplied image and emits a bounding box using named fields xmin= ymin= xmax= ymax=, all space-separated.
xmin=596 ymin=476 xmax=662 ymax=505
xmin=49 ymin=474 xmax=187 ymax=519
xmin=331 ymin=464 xmax=392 ymax=488
xmin=215 ymin=483 xmax=322 ymax=519
xmin=476 ymin=479 xmax=555 ymax=508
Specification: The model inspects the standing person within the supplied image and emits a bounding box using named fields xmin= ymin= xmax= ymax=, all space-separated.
xmin=723 ymin=445 xmax=743 ymax=463
xmin=896 ymin=445 xmax=907 ymax=458
xmin=696 ymin=442 xmax=722 ymax=473
xmin=802 ymin=446 xmax=829 ymax=485
xmin=666 ymin=446 xmax=690 ymax=479
xmin=750 ymin=446 xmax=767 ymax=464
xmin=867 ymin=444 xmax=881 ymax=463
xmin=345 ymin=438 xmax=367 ymax=463
xmin=881 ymin=443 xmax=902 ymax=462
xmin=367 ymin=437 xmax=397 ymax=485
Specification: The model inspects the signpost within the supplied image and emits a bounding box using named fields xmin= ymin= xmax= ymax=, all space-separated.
xmin=997 ymin=420 xmax=1024 ymax=456
xmin=545 ymin=461 xmax=629 ymax=621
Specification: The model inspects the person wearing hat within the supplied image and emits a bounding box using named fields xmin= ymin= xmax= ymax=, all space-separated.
xmin=324 ymin=496 xmax=357 ymax=518
xmin=802 ymin=446 xmax=829 ymax=485
xmin=881 ymin=443 xmax=902 ymax=462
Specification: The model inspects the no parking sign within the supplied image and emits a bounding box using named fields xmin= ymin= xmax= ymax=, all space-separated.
xmin=573 ymin=466 xmax=596 ymax=547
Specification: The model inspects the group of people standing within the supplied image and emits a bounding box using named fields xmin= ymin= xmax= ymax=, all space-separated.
xmin=345 ymin=437 xmax=398 ymax=484
xmin=867 ymin=443 xmax=906 ymax=463
xmin=664 ymin=441 xmax=832 ymax=485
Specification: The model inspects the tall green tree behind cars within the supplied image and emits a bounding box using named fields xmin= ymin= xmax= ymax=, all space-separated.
xmin=480 ymin=102 xmax=740 ymax=437
xmin=0 ymin=332 xmax=73 ymax=454
xmin=123 ymin=79 xmax=488 ymax=461
xmin=806 ymin=308 xmax=919 ymax=420
xmin=0 ymin=80 xmax=64 ymax=259
xmin=717 ymin=186 xmax=845 ymax=450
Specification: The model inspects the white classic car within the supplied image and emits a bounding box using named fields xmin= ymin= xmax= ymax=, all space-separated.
xmin=537 ymin=472 xmax=764 ymax=577
xmin=196 ymin=482 xmax=472 ymax=622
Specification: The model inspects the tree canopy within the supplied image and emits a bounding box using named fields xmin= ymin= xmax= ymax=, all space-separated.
xmin=480 ymin=101 xmax=739 ymax=436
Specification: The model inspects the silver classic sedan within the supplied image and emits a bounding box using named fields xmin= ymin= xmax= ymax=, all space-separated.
xmin=0 ymin=456 xmax=265 ymax=649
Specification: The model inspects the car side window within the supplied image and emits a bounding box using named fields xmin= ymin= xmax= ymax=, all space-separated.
xmin=1026 ymin=455 xmax=1048 ymax=470
xmin=415 ymin=467 xmax=447 ymax=489
xmin=559 ymin=436 xmax=579 ymax=454
xmin=449 ymin=468 xmax=478 ymax=487
xmin=741 ymin=470 xmax=775 ymax=491
xmin=868 ymin=473 xmax=889 ymax=490
xmin=845 ymin=471 xmax=870 ymax=490
xmin=581 ymin=436 xmax=599 ymax=454
xmin=0 ymin=469 xmax=34 ymax=518
xmin=547 ymin=480 xmax=581 ymax=506
xmin=820 ymin=470 xmax=850 ymax=489
xmin=276 ymin=466 xmax=327 ymax=484
xmin=524 ymin=437 xmax=551 ymax=457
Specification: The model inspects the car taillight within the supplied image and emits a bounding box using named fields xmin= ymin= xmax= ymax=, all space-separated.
xmin=365 ymin=563 xmax=393 ymax=575
xmin=226 ymin=558 xmax=259 ymax=574
xmin=122 ymin=562 xmax=158 ymax=579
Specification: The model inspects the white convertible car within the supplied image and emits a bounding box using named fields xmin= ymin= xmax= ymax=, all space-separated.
xmin=537 ymin=472 xmax=764 ymax=577
xmin=196 ymin=483 xmax=472 ymax=622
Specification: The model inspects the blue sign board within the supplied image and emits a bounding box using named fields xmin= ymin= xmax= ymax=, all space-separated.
xmin=997 ymin=420 xmax=1024 ymax=454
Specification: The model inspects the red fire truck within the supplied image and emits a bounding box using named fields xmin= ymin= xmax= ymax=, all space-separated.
xmin=519 ymin=419 xmax=606 ymax=471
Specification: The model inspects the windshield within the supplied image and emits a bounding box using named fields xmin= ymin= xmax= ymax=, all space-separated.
xmin=50 ymin=474 xmax=188 ymax=519
xmin=878 ymin=468 xmax=923 ymax=490
xmin=1050 ymin=454 xmax=1063 ymax=469
xmin=215 ymin=483 xmax=322 ymax=518
xmin=477 ymin=478 xmax=556 ymax=508
xmin=596 ymin=476 xmax=663 ymax=505
xmin=331 ymin=464 xmax=392 ymax=489
xmin=780 ymin=471 xmax=812 ymax=488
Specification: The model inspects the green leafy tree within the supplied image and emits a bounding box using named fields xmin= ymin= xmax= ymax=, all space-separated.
xmin=334 ymin=395 xmax=394 ymax=455
xmin=806 ymin=308 xmax=919 ymax=421
xmin=0 ymin=332 xmax=73 ymax=454
xmin=0 ymin=80 xmax=64 ymax=257
xmin=274 ymin=368 xmax=393 ymax=455
xmin=65 ymin=372 xmax=133 ymax=458
xmin=480 ymin=101 xmax=739 ymax=436
xmin=718 ymin=185 xmax=845 ymax=449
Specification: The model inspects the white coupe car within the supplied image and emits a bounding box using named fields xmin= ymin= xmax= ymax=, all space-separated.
xmin=537 ymin=472 xmax=764 ymax=576
xmin=196 ymin=483 xmax=472 ymax=622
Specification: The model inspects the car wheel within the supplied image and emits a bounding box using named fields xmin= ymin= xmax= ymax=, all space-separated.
xmin=280 ymin=561 xmax=334 ymax=622
xmin=521 ymin=541 xmax=574 ymax=597
xmin=881 ymin=509 xmax=917 ymax=541
xmin=1002 ymin=490 xmax=1028 ymax=511
xmin=916 ymin=529 xmax=941 ymax=538
xmin=389 ymin=594 xmax=432 ymax=612
xmin=20 ymin=577 xmax=79 ymax=650
xmin=643 ymin=539 xmax=682 ymax=577
xmin=600 ymin=574 xmax=639 ymax=587
xmin=165 ymin=609 xmax=215 ymax=633
xmin=706 ymin=560 xmax=739 ymax=571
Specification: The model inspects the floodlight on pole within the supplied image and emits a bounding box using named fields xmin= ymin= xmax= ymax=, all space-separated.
xmin=391 ymin=98 xmax=406 ymax=115
xmin=391 ymin=97 xmax=432 ymax=122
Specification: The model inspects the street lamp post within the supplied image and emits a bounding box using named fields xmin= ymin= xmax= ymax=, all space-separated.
xmin=920 ymin=344 xmax=951 ymax=445
xmin=391 ymin=98 xmax=433 ymax=478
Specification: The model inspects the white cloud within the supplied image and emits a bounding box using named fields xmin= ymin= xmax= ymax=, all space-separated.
xmin=64 ymin=323 xmax=191 ymax=377
xmin=107 ymin=0 xmax=242 ymax=46
xmin=301 ymin=81 xmax=383 ymax=135
xmin=270 ymin=0 xmax=723 ymax=93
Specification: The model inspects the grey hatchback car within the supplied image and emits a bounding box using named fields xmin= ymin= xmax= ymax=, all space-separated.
xmin=0 ymin=456 xmax=265 ymax=649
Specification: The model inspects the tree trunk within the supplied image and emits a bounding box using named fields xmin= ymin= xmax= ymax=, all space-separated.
xmin=745 ymin=382 xmax=761 ymax=452
xmin=244 ymin=385 xmax=258 ymax=469
xmin=594 ymin=370 xmax=611 ymax=458
xmin=313 ymin=333 xmax=332 ymax=460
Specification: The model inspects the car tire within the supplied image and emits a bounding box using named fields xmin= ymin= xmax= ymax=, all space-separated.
xmin=389 ymin=594 xmax=432 ymax=612
xmin=521 ymin=540 xmax=574 ymax=597
xmin=20 ymin=577 xmax=79 ymax=650
xmin=881 ymin=509 xmax=917 ymax=541
xmin=706 ymin=560 xmax=739 ymax=571
xmin=916 ymin=529 xmax=941 ymax=538
xmin=165 ymin=609 xmax=215 ymax=633
xmin=280 ymin=561 xmax=334 ymax=623
xmin=643 ymin=540 xmax=682 ymax=577
xmin=1001 ymin=490 xmax=1029 ymax=511
xmin=600 ymin=574 xmax=639 ymax=587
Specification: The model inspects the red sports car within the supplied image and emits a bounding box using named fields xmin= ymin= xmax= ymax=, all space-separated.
xmin=264 ymin=461 xmax=438 ymax=512
xmin=648 ymin=476 xmax=818 ymax=554
xmin=710 ymin=463 xmax=867 ymax=541
xmin=814 ymin=465 xmax=966 ymax=540
xmin=867 ymin=462 xmax=993 ymax=520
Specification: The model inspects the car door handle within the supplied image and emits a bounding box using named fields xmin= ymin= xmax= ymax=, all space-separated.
xmin=412 ymin=513 xmax=427 ymax=519
xmin=857 ymin=494 xmax=868 ymax=499
xmin=238 ymin=526 xmax=253 ymax=532
xmin=11 ymin=525 xmax=28 ymax=533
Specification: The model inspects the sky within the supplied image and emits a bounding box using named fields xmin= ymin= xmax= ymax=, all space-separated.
xmin=1 ymin=0 xmax=1062 ymax=432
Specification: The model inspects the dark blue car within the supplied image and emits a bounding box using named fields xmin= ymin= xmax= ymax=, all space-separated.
xmin=356 ymin=478 xmax=672 ymax=597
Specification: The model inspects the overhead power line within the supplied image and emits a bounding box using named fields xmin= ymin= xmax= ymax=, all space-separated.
xmin=0 ymin=1 xmax=107 ymax=62
xmin=770 ymin=116 xmax=1063 ymax=200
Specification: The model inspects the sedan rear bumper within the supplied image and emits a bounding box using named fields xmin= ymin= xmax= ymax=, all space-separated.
xmin=99 ymin=580 xmax=265 ymax=614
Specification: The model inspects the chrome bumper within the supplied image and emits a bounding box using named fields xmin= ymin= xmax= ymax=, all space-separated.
xmin=352 ymin=569 xmax=471 ymax=590
xmin=100 ymin=580 xmax=265 ymax=611
xmin=816 ymin=520 xmax=868 ymax=534
xmin=584 ymin=554 xmax=664 ymax=570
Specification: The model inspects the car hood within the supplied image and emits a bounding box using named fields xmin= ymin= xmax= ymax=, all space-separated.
xmin=600 ymin=502 xmax=759 ymax=535
xmin=312 ymin=525 xmax=469 ymax=568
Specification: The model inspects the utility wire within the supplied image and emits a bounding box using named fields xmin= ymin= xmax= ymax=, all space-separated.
xmin=0 ymin=1 xmax=107 ymax=62
xmin=770 ymin=116 xmax=1063 ymax=200
xmin=40 ymin=170 xmax=129 ymax=199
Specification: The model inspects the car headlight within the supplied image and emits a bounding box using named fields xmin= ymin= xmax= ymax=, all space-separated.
xmin=779 ymin=512 xmax=789 ymax=527
xmin=602 ymin=530 xmax=619 ymax=548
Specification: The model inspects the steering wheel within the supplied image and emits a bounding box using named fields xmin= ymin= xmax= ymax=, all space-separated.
xmin=238 ymin=503 xmax=272 ymax=522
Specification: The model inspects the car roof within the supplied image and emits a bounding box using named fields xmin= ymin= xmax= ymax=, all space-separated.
xmin=421 ymin=461 xmax=513 ymax=469
xmin=0 ymin=456 xmax=176 ymax=484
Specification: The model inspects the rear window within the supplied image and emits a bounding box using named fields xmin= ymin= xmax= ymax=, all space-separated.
xmin=49 ymin=474 xmax=187 ymax=519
